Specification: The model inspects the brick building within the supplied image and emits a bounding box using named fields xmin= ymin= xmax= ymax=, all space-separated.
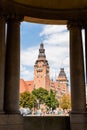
xmin=20 ymin=44 xmax=69 ymax=99
xmin=34 ymin=43 xmax=50 ymax=91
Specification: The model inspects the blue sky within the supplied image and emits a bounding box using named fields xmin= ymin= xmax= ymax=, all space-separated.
xmin=20 ymin=22 xmax=43 ymax=49
xmin=20 ymin=22 xmax=70 ymax=83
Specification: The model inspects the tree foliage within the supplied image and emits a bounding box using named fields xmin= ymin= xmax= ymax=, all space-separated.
xmin=45 ymin=89 xmax=59 ymax=110
xmin=32 ymin=87 xmax=48 ymax=104
xmin=20 ymin=91 xmax=36 ymax=109
xmin=59 ymin=94 xmax=71 ymax=109
xmin=20 ymin=88 xmax=59 ymax=110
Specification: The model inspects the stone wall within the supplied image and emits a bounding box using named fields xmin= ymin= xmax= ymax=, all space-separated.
xmin=24 ymin=116 xmax=70 ymax=130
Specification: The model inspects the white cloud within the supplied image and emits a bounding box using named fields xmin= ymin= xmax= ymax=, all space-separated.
xmin=21 ymin=46 xmax=38 ymax=66
xmin=20 ymin=65 xmax=34 ymax=80
xmin=40 ymin=25 xmax=67 ymax=36
xmin=40 ymin=25 xmax=69 ymax=46
xmin=46 ymin=45 xmax=69 ymax=80
xmin=43 ymin=32 xmax=69 ymax=45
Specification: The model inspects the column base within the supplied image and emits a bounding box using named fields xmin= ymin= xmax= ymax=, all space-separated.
xmin=70 ymin=112 xmax=87 ymax=130
xmin=0 ymin=114 xmax=23 ymax=130
xmin=0 ymin=111 xmax=5 ymax=114
xmin=5 ymin=110 xmax=20 ymax=114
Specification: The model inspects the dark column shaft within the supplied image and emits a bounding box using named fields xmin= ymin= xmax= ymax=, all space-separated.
xmin=68 ymin=21 xmax=86 ymax=112
xmin=0 ymin=17 xmax=5 ymax=113
xmin=85 ymin=27 xmax=87 ymax=84
xmin=4 ymin=18 xmax=20 ymax=113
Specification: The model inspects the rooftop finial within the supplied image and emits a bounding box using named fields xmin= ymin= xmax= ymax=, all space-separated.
xmin=38 ymin=43 xmax=46 ymax=58
xmin=40 ymin=43 xmax=44 ymax=49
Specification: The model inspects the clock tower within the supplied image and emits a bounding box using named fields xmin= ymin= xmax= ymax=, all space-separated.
xmin=34 ymin=43 xmax=50 ymax=91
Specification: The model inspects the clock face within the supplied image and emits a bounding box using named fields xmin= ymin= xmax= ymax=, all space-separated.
xmin=36 ymin=67 xmax=43 ymax=72
xmin=38 ymin=61 xmax=43 ymax=66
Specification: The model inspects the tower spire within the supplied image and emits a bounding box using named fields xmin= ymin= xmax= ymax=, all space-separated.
xmin=38 ymin=43 xmax=46 ymax=59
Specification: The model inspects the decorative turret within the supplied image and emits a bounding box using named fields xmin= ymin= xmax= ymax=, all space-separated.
xmin=58 ymin=68 xmax=67 ymax=79
xmin=56 ymin=68 xmax=69 ymax=97
xmin=35 ymin=43 xmax=49 ymax=66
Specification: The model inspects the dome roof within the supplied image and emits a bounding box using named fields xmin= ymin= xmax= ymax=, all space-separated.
xmin=58 ymin=68 xmax=67 ymax=77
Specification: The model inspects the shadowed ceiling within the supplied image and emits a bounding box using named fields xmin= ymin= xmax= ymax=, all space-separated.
xmin=14 ymin=0 xmax=87 ymax=10
xmin=1 ymin=0 xmax=87 ymax=24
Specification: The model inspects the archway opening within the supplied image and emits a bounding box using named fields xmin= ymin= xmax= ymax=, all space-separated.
xmin=20 ymin=21 xmax=71 ymax=116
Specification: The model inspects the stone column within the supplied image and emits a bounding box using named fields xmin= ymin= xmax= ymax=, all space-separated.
xmin=68 ymin=21 xmax=86 ymax=112
xmin=4 ymin=17 xmax=21 ymax=114
xmin=0 ymin=17 xmax=5 ymax=113
xmin=68 ymin=21 xmax=87 ymax=130
xmin=85 ymin=25 xmax=87 ymax=84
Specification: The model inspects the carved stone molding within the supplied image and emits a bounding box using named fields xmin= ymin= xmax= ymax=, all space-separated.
xmin=82 ymin=21 xmax=87 ymax=29
xmin=0 ymin=15 xmax=7 ymax=21
xmin=7 ymin=14 xmax=24 ymax=23
xmin=67 ymin=20 xmax=83 ymax=30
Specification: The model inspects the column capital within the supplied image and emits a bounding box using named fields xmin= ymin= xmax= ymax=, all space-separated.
xmin=67 ymin=20 xmax=83 ymax=30
xmin=0 ymin=15 xmax=7 ymax=21
xmin=7 ymin=14 xmax=24 ymax=23
xmin=82 ymin=21 xmax=87 ymax=29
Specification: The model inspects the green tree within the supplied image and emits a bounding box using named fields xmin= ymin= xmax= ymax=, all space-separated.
xmin=32 ymin=87 xmax=48 ymax=104
xmin=20 ymin=91 xmax=36 ymax=109
xmin=45 ymin=89 xmax=59 ymax=110
xmin=20 ymin=88 xmax=59 ymax=110
xmin=59 ymin=94 xmax=71 ymax=109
